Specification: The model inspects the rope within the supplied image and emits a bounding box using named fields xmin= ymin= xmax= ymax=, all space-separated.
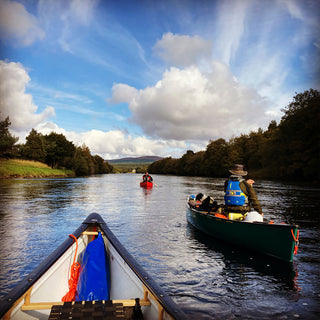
xmin=62 ymin=234 xmax=81 ymax=302
xmin=291 ymin=229 xmax=299 ymax=255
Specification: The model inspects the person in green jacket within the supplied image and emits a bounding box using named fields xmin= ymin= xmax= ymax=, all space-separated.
xmin=224 ymin=164 xmax=263 ymax=215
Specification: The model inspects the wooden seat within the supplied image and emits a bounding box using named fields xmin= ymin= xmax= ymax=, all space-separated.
xmin=48 ymin=300 xmax=125 ymax=320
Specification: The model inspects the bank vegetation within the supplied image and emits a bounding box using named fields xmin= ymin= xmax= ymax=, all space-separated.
xmin=148 ymin=89 xmax=320 ymax=183
xmin=1 ymin=89 xmax=319 ymax=181
xmin=0 ymin=159 xmax=74 ymax=179
xmin=0 ymin=118 xmax=113 ymax=177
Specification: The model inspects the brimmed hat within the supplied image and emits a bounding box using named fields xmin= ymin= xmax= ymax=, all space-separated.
xmin=229 ymin=164 xmax=247 ymax=176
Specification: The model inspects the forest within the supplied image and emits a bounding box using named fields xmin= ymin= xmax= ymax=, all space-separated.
xmin=0 ymin=122 xmax=113 ymax=176
xmin=148 ymin=89 xmax=320 ymax=183
xmin=1 ymin=89 xmax=319 ymax=180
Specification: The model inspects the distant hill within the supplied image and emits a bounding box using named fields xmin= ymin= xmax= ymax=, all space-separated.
xmin=107 ymin=156 xmax=163 ymax=164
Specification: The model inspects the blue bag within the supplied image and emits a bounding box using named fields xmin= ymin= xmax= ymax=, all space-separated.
xmin=76 ymin=232 xmax=110 ymax=301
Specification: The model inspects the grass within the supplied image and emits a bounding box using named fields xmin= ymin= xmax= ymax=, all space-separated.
xmin=0 ymin=159 xmax=74 ymax=179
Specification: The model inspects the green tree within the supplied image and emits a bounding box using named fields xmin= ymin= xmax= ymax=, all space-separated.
xmin=81 ymin=144 xmax=95 ymax=175
xmin=178 ymin=150 xmax=197 ymax=176
xmin=93 ymin=155 xmax=113 ymax=174
xmin=260 ymin=121 xmax=280 ymax=177
xmin=203 ymin=139 xmax=229 ymax=177
xmin=22 ymin=129 xmax=46 ymax=162
xmin=246 ymin=129 xmax=265 ymax=171
xmin=148 ymin=157 xmax=179 ymax=174
xmin=147 ymin=89 xmax=320 ymax=182
xmin=72 ymin=147 xmax=89 ymax=176
xmin=44 ymin=133 xmax=76 ymax=169
xmin=274 ymin=89 xmax=320 ymax=180
xmin=228 ymin=135 xmax=247 ymax=165
xmin=0 ymin=116 xmax=18 ymax=158
xmin=72 ymin=145 xmax=102 ymax=176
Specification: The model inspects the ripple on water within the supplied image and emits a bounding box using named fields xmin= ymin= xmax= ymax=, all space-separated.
xmin=0 ymin=175 xmax=319 ymax=319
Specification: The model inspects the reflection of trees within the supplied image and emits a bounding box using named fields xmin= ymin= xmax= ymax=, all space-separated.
xmin=20 ymin=179 xmax=74 ymax=213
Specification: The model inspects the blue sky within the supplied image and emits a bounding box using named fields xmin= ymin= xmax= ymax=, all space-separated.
xmin=0 ymin=0 xmax=319 ymax=159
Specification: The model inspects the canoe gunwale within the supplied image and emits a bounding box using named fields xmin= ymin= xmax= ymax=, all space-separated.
xmin=0 ymin=213 xmax=185 ymax=320
xmin=187 ymin=204 xmax=298 ymax=228
xmin=89 ymin=213 xmax=184 ymax=318
xmin=0 ymin=224 xmax=86 ymax=318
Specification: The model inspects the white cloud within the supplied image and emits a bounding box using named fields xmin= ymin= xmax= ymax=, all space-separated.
xmin=0 ymin=0 xmax=45 ymax=46
xmin=0 ymin=60 xmax=184 ymax=159
xmin=33 ymin=123 xmax=186 ymax=159
xmin=108 ymin=84 xmax=138 ymax=104
xmin=231 ymin=0 xmax=320 ymax=111
xmin=38 ymin=0 xmax=99 ymax=53
xmin=111 ymin=62 xmax=271 ymax=141
xmin=78 ymin=129 xmax=185 ymax=159
xmin=153 ymin=32 xmax=212 ymax=67
xmin=214 ymin=0 xmax=249 ymax=65
xmin=277 ymin=0 xmax=304 ymax=20
xmin=69 ymin=0 xmax=99 ymax=25
xmin=0 ymin=60 xmax=55 ymax=135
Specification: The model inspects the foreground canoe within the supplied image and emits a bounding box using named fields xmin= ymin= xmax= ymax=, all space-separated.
xmin=140 ymin=181 xmax=153 ymax=188
xmin=187 ymin=199 xmax=299 ymax=262
xmin=0 ymin=213 xmax=185 ymax=320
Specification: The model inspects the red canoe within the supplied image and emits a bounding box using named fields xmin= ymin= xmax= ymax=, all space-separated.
xmin=140 ymin=181 xmax=153 ymax=188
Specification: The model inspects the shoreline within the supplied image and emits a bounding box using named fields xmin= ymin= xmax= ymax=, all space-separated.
xmin=0 ymin=159 xmax=75 ymax=179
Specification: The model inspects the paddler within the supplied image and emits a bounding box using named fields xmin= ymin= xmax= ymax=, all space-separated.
xmin=142 ymin=172 xmax=153 ymax=182
xmin=224 ymin=164 xmax=263 ymax=216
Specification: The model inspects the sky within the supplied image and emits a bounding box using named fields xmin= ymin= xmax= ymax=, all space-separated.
xmin=0 ymin=0 xmax=319 ymax=160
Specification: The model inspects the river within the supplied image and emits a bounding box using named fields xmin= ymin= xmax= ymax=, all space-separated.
xmin=0 ymin=174 xmax=319 ymax=319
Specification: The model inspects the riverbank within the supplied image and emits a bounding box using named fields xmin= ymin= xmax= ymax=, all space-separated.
xmin=0 ymin=159 xmax=75 ymax=179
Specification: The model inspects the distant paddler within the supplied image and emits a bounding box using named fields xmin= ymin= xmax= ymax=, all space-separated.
xmin=142 ymin=172 xmax=153 ymax=182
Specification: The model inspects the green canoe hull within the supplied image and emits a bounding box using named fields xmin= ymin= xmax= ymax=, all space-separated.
xmin=186 ymin=205 xmax=298 ymax=262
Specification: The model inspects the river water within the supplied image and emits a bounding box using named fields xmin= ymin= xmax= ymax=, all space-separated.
xmin=0 ymin=174 xmax=319 ymax=319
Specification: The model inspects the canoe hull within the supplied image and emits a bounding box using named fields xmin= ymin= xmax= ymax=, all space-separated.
xmin=0 ymin=213 xmax=185 ymax=320
xmin=140 ymin=181 xmax=153 ymax=188
xmin=187 ymin=204 xmax=298 ymax=262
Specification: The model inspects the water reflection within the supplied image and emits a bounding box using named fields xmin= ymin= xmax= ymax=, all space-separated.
xmin=186 ymin=224 xmax=299 ymax=291
xmin=0 ymin=175 xmax=319 ymax=319
xmin=142 ymin=187 xmax=153 ymax=196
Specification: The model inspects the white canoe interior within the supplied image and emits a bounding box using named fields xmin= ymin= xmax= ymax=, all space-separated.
xmin=3 ymin=226 xmax=176 ymax=320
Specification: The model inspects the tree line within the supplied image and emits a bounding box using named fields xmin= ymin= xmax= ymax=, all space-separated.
xmin=1 ymin=89 xmax=319 ymax=180
xmin=148 ymin=89 xmax=320 ymax=183
xmin=0 ymin=122 xmax=113 ymax=176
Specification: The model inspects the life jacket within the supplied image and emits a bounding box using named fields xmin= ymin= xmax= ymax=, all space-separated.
xmin=224 ymin=178 xmax=248 ymax=206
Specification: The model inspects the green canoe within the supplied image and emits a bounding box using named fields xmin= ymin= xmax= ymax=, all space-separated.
xmin=186 ymin=199 xmax=299 ymax=262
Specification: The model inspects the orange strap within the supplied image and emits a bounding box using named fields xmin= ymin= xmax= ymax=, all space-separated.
xmin=62 ymin=234 xmax=81 ymax=302
xmin=214 ymin=213 xmax=228 ymax=219
xmin=291 ymin=229 xmax=299 ymax=255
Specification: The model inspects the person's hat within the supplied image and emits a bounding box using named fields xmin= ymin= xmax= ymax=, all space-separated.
xmin=229 ymin=164 xmax=247 ymax=176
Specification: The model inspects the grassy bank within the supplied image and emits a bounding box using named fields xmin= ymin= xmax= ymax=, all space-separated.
xmin=0 ymin=159 xmax=75 ymax=179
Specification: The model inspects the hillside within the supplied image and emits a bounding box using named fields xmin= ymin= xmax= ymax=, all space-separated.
xmin=107 ymin=156 xmax=163 ymax=173
xmin=108 ymin=156 xmax=162 ymax=164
